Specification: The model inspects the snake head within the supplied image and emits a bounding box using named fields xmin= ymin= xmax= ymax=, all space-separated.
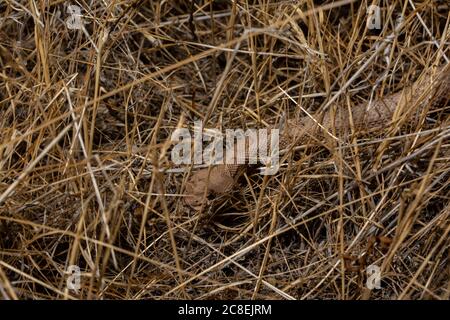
xmin=183 ymin=166 xmax=236 ymax=211
xmin=184 ymin=170 xmax=210 ymax=211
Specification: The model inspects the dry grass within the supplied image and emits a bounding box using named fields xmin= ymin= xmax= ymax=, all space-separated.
xmin=0 ymin=0 xmax=449 ymax=300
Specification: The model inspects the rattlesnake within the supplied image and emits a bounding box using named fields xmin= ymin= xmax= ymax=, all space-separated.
xmin=183 ymin=65 xmax=450 ymax=211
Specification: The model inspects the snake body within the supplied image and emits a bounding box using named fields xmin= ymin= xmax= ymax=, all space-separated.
xmin=184 ymin=66 xmax=450 ymax=210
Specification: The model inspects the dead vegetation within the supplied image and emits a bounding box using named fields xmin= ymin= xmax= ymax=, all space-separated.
xmin=0 ymin=0 xmax=449 ymax=300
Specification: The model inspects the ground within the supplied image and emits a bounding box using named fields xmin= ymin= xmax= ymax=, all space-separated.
xmin=0 ymin=0 xmax=449 ymax=299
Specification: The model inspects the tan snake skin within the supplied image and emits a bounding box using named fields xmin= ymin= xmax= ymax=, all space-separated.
xmin=184 ymin=65 xmax=450 ymax=210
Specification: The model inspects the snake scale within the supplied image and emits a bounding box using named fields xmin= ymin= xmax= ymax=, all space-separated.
xmin=183 ymin=65 xmax=450 ymax=210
